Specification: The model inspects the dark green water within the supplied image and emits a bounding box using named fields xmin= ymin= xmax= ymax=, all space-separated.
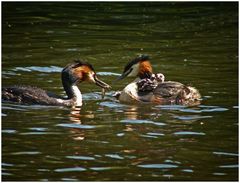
xmin=2 ymin=2 xmax=238 ymax=181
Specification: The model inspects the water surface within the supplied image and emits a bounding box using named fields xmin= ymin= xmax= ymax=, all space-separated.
xmin=2 ymin=2 xmax=238 ymax=181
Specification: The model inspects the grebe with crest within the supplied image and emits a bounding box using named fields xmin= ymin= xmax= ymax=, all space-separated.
xmin=115 ymin=55 xmax=201 ymax=106
xmin=2 ymin=60 xmax=111 ymax=106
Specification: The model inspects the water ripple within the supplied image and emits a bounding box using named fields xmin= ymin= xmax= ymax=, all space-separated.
xmin=105 ymin=154 xmax=124 ymax=160
xmin=11 ymin=151 xmax=41 ymax=155
xmin=116 ymin=133 xmax=125 ymax=137
xmin=181 ymin=169 xmax=194 ymax=173
xmin=2 ymin=103 xmax=64 ymax=111
xmin=182 ymin=105 xmax=229 ymax=113
xmin=2 ymin=172 xmax=13 ymax=176
xmin=100 ymin=101 xmax=126 ymax=108
xmin=219 ymin=165 xmax=238 ymax=168
xmin=2 ymin=163 xmax=14 ymax=167
xmin=20 ymin=132 xmax=60 ymax=135
xmin=2 ymin=129 xmax=17 ymax=134
xmin=2 ymin=106 xmax=27 ymax=111
xmin=29 ymin=127 xmax=47 ymax=131
xmin=120 ymin=119 xmax=166 ymax=126
xmin=155 ymin=105 xmax=186 ymax=110
xmin=155 ymin=105 xmax=229 ymax=114
xmin=213 ymin=172 xmax=227 ymax=176
xmin=147 ymin=132 xmax=165 ymax=136
xmin=174 ymin=131 xmax=205 ymax=136
xmin=213 ymin=151 xmax=238 ymax=157
xmin=61 ymin=178 xmax=78 ymax=181
xmin=200 ymin=108 xmax=229 ymax=112
xmin=174 ymin=115 xmax=212 ymax=120
xmin=140 ymin=134 xmax=158 ymax=139
xmin=66 ymin=156 xmax=95 ymax=160
xmin=97 ymin=71 xmax=121 ymax=76
xmin=55 ymin=167 xmax=86 ymax=172
xmin=90 ymin=167 xmax=116 ymax=171
xmin=138 ymin=164 xmax=178 ymax=169
xmin=2 ymin=71 xmax=21 ymax=76
xmin=56 ymin=123 xmax=96 ymax=129
xmin=13 ymin=66 xmax=62 ymax=73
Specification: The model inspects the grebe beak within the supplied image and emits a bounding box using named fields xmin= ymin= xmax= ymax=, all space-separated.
xmin=115 ymin=69 xmax=132 ymax=81
xmin=94 ymin=75 xmax=111 ymax=89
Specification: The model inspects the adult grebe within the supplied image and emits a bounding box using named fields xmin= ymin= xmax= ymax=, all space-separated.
xmin=2 ymin=60 xmax=111 ymax=106
xmin=115 ymin=55 xmax=201 ymax=106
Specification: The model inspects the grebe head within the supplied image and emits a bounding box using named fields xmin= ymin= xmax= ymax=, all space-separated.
xmin=117 ymin=55 xmax=153 ymax=80
xmin=62 ymin=60 xmax=111 ymax=89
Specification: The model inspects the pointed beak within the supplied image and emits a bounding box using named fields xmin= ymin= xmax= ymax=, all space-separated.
xmin=115 ymin=70 xmax=131 ymax=82
xmin=94 ymin=75 xmax=111 ymax=90
xmin=116 ymin=73 xmax=127 ymax=81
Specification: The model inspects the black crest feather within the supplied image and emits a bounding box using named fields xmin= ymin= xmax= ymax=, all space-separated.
xmin=62 ymin=59 xmax=95 ymax=72
xmin=123 ymin=55 xmax=150 ymax=73
xmin=73 ymin=59 xmax=95 ymax=71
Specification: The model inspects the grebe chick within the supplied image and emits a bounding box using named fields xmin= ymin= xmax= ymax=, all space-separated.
xmin=2 ymin=60 xmax=111 ymax=106
xmin=115 ymin=55 xmax=201 ymax=106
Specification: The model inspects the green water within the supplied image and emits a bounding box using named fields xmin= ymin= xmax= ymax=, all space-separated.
xmin=2 ymin=2 xmax=238 ymax=181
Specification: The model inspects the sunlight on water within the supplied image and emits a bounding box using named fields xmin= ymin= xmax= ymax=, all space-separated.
xmin=120 ymin=119 xmax=166 ymax=126
xmin=2 ymin=2 xmax=238 ymax=181
xmin=13 ymin=66 xmax=62 ymax=73
xmin=56 ymin=123 xmax=96 ymax=129
xmin=55 ymin=167 xmax=87 ymax=172
xmin=138 ymin=164 xmax=178 ymax=169
xmin=173 ymin=131 xmax=206 ymax=136
xmin=66 ymin=155 xmax=95 ymax=160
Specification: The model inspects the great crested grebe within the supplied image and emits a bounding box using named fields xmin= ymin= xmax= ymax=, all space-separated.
xmin=115 ymin=55 xmax=201 ymax=106
xmin=2 ymin=60 xmax=111 ymax=106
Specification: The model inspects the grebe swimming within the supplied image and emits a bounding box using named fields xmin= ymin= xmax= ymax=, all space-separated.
xmin=115 ymin=55 xmax=201 ymax=106
xmin=2 ymin=60 xmax=111 ymax=106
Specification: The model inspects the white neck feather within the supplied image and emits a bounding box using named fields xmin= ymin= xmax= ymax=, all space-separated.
xmin=72 ymin=85 xmax=82 ymax=106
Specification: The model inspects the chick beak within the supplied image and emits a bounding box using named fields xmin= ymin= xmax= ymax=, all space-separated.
xmin=94 ymin=75 xmax=111 ymax=90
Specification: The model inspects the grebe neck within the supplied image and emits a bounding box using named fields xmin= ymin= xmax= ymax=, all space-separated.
xmin=71 ymin=85 xmax=82 ymax=106
xmin=62 ymin=80 xmax=82 ymax=106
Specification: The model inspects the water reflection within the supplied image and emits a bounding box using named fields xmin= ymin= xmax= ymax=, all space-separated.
xmin=2 ymin=2 xmax=238 ymax=181
xmin=122 ymin=106 xmax=139 ymax=120
xmin=69 ymin=106 xmax=85 ymax=141
xmin=69 ymin=106 xmax=82 ymax=122
xmin=58 ymin=106 xmax=97 ymax=141
xmin=2 ymin=99 xmax=237 ymax=180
